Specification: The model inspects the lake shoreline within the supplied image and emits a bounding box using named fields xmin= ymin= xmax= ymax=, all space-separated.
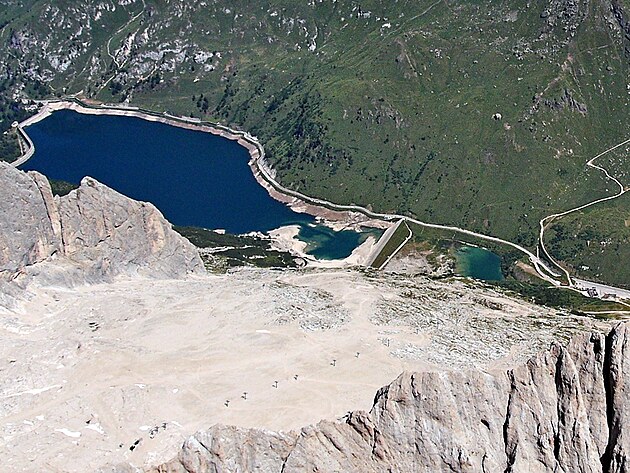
xmin=15 ymin=100 xmax=630 ymax=302
xmin=18 ymin=99 xmax=390 ymax=230
xmin=16 ymin=99 xmax=390 ymax=267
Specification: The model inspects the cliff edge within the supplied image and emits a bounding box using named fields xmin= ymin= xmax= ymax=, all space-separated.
xmin=153 ymin=322 xmax=629 ymax=473
xmin=0 ymin=162 xmax=203 ymax=305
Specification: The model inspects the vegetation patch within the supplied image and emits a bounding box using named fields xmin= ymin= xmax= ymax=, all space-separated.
xmin=48 ymin=178 xmax=79 ymax=196
xmin=544 ymin=193 xmax=630 ymax=289
xmin=174 ymin=226 xmax=296 ymax=269
xmin=493 ymin=280 xmax=628 ymax=315
xmin=0 ymin=129 xmax=20 ymax=162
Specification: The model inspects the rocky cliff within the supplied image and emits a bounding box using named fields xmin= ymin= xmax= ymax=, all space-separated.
xmin=0 ymin=162 xmax=203 ymax=304
xmin=153 ymin=322 xmax=629 ymax=473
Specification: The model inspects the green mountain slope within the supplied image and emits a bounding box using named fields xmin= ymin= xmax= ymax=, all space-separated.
xmin=0 ymin=0 xmax=628 ymax=285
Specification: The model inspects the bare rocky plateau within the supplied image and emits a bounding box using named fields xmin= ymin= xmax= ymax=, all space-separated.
xmin=0 ymin=163 xmax=625 ymax=472
xmin=151 ymin=322 xmax=630 ymax=473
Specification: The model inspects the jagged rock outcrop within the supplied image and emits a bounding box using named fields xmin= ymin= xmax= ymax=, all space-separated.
xmin=611 ymin=0 xmax=630 ymax=59
xmin=52 ymin=174 xmax=204 ymax=281
xmin=0 ymin=164 xmax=60 ymax=272
xmin=153 ymin=323 xmax=630 ymax=473
xmin=0 ymin=162 xmax=203 ymax=302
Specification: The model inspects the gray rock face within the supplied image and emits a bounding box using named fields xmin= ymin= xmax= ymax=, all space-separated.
xmin=54 ymin=175 xmax=203 ymax=280
xmin=154 ymin=323 xmax=630 ymax=473
xmin=0 ymin=164 xmax=60 ymax=273
xmin=0 ymin=163 xmax=203 ymax=298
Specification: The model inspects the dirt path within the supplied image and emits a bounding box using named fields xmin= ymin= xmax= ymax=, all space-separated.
xmin=538 ymin=137 xmax=629 ymax=290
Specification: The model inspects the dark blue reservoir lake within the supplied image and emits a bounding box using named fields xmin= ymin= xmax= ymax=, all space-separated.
xmin=455 ymin=246 xmax=504 ymax=281
xmin=20 ymin=110 xmax=372 ymax=260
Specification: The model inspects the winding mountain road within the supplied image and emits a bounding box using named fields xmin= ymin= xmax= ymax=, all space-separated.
xmin=12 ymin=99 xmax=629 ymax=304
xmin=538 ymin=137 xmax=629 ymax=289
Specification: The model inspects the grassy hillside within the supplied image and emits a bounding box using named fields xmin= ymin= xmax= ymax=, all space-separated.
xmin=0 ymin=0 xmax=627 ymax=283
xmin=545 ymin=191 xmax=630 ymax=288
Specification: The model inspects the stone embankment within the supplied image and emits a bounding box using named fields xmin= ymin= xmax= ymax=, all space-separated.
xmin=152 ymin=322 xmax=630 ymax=473
xmin=10 ymin=123 xmax=35 ymax=168
xmin=364 ymin=218 xmax=410 ymax=268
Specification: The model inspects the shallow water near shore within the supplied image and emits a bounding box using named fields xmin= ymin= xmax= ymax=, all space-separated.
xmin=298 ymin=224 xmax=382 ymax=260
xmin=455 ymin=246 xmax=504 ymax=281
xmin=20 ymin=109 xmax=366 ymax=259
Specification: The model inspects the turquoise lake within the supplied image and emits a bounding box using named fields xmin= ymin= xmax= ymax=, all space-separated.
xmin=455 ymin=246 xmax=504 ymax=281
xmin=20 ymin=110 xmax=372 ymax=260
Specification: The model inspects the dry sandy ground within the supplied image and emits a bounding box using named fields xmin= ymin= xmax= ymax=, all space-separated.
xmin=0 ymin=268 xmax=605 ymax=472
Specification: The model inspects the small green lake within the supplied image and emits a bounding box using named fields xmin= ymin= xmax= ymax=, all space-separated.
xmin=455 ymin=246 xmax=504 ymax=281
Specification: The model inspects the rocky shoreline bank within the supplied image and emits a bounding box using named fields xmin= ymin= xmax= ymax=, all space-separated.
xmin=18 ymin=99 xmax=389 ymax=232
xmin=15 ymin=99 xmax=390 ymax=267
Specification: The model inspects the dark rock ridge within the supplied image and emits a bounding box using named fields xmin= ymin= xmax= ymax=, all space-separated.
xmin=0 ymin=162 xmax=203 ymax=304
xmin=611 ymin=0 xmax=630 ymax=59
xmin=543 ymin=88 xmax=588 ymax=115
xmin=153 ymin=323 xmax=630 ymax=473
